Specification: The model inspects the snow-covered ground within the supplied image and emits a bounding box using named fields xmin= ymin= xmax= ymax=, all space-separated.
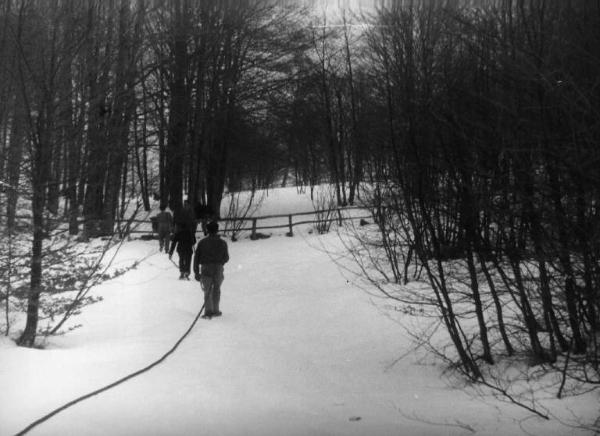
xmin=1 ymin=187 xmax=598 ymax=435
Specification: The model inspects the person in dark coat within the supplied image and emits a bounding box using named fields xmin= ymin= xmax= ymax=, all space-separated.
xmin=173 ymin=200 xmax=197 ymax=235
xmin=169 ymin=227 xmax=196 ymax=280
xmin=193 ymin=221 xmax=229 ymax=318
xmin=155 ymin=204 xmax=173 ymax=253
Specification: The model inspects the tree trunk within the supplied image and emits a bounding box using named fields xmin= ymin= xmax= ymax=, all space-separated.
xmin=18 ymin=99 xmax=52 ymax=347
xmin=6 ymin=92 xmax=24 ymax=230
xmin=165 ymin=0 xmax=189 ymax=211
xmin=83 ymin=8 xmax=109 ymax=239
xmin=478 ymin=251 xmax=514 ymax=356
xmin=102 ymin=0 xmax=135 ymax=235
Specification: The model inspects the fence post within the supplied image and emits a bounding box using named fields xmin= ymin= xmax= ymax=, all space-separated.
xmin=287 ymin=214 xmax=293 ymax=237
xmin=251 ymin=218 xmax=257 ymax=240
xmin=337 ymin=208 xmax=343 ymax=226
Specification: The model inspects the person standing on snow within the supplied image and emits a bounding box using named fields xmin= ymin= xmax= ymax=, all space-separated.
xmin=169 ymin=226 xmax=196 ymax=280
xmin=173 ymin=199 xmax=197 ymax=235
xmin=193 ymin=221 xmax=229 ymax=319
xmin=155 ymin=204 xmax=173 ymax=253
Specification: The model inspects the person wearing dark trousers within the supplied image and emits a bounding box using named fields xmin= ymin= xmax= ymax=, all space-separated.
xmin=169 ymin=228 xmax=196 ymax=280
xmin=155 ymin=204 xmax=173 ymax=253
xmin=193 ymin=221 xmax=229 ymax=319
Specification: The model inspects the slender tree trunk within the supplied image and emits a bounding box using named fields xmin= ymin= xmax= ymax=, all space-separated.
xmin=466 ymin=247 xmax=493 ymax=363
xmin=102 ymin=0 xmax=135 ymax=235
xmin=6 ymin=93 xmax=24 ymax=229
xmin=18 ymin=95 xmax=53 ymax=347
xmin=65 ymin=76 xmax=81 ymax=235
xmin=478 ymin=251 xmax=514 ymax=355
xmin=509 ymin=252 xmax=550 ymax=363
xmin=342 ymin=14 xmax=361 ymax=206
xmin=165 ymin=0 xmax=189 ymax=211
xmin=335 ymin=89 xmax=347 ymax=206
xmin=83 ymin=7 xmax=109 ymax=238
xmin=547 ymin=160 xmax=586 ymax=353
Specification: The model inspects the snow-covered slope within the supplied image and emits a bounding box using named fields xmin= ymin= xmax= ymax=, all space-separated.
xmin=1 ymin=188 xmax=597 ymax=435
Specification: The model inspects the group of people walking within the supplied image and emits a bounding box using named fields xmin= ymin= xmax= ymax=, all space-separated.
xmin=154 ymin=200 xmax=229 ymax=319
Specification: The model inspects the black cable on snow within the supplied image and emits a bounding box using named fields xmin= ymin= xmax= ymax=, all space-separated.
xmin=14 ymin=303 xmax=205 ymax=436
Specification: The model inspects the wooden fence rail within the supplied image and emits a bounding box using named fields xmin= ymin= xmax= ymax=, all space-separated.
xmin=144 ymin=206 xmax=372 ymax=239
xmin=10 ymin=206 xmax=374 ymax=239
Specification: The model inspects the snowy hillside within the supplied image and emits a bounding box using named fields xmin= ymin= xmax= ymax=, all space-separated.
xmin=1 ymin=187 xmax=597 ymax=436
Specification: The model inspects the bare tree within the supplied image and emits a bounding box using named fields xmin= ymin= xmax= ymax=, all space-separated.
xmin=0 ymin=0 xmax=144 ymax=347
xmin=343 ymin=0 xmax=600 ymax=419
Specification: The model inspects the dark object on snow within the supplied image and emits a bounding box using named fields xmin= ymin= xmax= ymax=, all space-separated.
xmin=359 ymin=218 xmax=370 ymax=226
xmin=250 ymin=232 xmax=271 ymax=240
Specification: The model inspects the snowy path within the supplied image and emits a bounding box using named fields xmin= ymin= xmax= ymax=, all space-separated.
xmin=1 ymin=233 xmax=596 ymax=435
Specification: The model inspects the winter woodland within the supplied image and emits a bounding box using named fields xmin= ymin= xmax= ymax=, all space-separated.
xmin=0 ymin=0 xmax=599 ymax=434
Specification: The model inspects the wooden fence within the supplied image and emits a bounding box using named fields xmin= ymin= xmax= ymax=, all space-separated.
xmin=10 ymin=206 xmax=373 ymax=239
xmin=144 ymin=206 xmax=372 ymax=239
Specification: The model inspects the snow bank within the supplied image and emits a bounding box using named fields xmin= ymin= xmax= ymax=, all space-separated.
xmin=1 ymin=187 xmax=597 ymax=436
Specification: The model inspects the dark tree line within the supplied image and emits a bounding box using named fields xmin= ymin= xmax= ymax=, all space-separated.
xmin=147 ymin=0 xmax=308 ymax=215
xmin=345 ymin=0 xmax=600 ymax=400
